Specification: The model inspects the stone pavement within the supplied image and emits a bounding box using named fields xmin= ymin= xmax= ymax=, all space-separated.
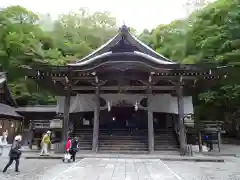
xmin=0 ymin=157 xmax=240 ymax=180
xmin=34 ymin=158 xmax=240 ymax=180
xmin=0 ymin=158 xmax=65 ymax=180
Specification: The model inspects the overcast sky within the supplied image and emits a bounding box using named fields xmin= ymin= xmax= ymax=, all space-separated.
xmin=0 ymin=0 xmax=191 ymax=31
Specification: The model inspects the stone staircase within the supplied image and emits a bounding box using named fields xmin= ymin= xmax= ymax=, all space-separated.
xmin=154 ymin=129 xmax=179 ymax=151
xmin=98 ymin=128 xmax=148 ymax=153
xmin=72 ymin=128 xmax=93 ymax=151
xmin=72 ymin=128 xmax=179 ymax=153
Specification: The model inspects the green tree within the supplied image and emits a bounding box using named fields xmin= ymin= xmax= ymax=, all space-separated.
xmin=0 ymin=6 xmax=119 ymax=105
xmin=52 ymin=8 xmax=117 ymax=58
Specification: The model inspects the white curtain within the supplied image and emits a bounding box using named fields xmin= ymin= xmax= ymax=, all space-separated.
xmin=56 ymin=94 xmax=194 ymax=114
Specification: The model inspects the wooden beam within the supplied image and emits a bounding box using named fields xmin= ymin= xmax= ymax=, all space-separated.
xmin=72 ymin=86 xmax=176 ymax=91
xmin=153 ymin=76 xmax=197 ymax=80
xmin=52 ymin=76 xmax=94 ymax=81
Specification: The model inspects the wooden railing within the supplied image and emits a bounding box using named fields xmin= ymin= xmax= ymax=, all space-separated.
xmin=186 ymin=120 xmax=223 ymax=152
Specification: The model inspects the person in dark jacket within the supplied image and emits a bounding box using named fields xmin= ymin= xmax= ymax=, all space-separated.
xmin=3 ymin=135 xmax=22 ymax=173
xmin=69 ymin=137 xmax=78 ymax=162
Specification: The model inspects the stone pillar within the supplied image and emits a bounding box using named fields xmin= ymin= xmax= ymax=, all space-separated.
xmin=147 ymin=91 xmax=154 ymax=153
xmin=177 ymin=85 xmax=186 ymax=156
xmin=92 ymin=87 xmax=100 ymax=152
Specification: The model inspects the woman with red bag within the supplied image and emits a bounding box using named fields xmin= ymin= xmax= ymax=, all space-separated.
xmin=63 ymin=138 xmax=72 ymax=162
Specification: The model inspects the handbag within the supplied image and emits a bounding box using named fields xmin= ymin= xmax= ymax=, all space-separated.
xmin=64 ymin=152 xmax=71 ymax=160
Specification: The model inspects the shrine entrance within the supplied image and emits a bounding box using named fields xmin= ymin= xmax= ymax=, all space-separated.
xmin=99 ymin=99 xmax=148 ymax=130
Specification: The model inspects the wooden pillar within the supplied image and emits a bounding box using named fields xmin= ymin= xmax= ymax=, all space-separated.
xmin=28 ymin=121 xmax=34 ymax=149
xmin=198 ymin=131 xmax=203 ymax=152
xmin=92 ymin=87 xmax=100 ymax=152
xmin=147 ymin=89 xmax=154 ymax=153
xmin=177 ymin=84 xmax=186 ymax=156
xmin=62 ymin=88 xmax=71 ymax=143
xmin=217 ymin=131 xmax=221 ymax=152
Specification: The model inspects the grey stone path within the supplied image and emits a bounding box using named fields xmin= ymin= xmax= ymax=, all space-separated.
xmin=41 ymin=158 xmax=181 ymax=180
xmin=39 ymin=158 xmax=240 ymax=180
xmin=1 ymin=157 xmax=240 ymax=180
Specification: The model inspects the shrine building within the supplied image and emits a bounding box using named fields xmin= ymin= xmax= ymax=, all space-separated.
xmin=25 ymin=25 xmax=229 ymax=155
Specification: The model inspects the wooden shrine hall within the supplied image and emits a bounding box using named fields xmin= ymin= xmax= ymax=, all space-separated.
xmin=25 ymin=25 xmax=229 ymax=155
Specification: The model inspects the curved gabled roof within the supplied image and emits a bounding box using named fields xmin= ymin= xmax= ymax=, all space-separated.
xmin=72 ymin=25 xmax=175 ymax=66
xmin=69 ymin=51 xmax=173 ymax=71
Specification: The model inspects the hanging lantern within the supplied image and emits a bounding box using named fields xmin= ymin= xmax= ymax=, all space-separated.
xmin=95 ymin=76 xmax=99 ymax=83
xmin=37 ymin=70 xmax=40 ymax=76
xmin=134 ymin=101 xmax=138 ymax=111
xmin=193 ymin=80 xmax=197 ymax=87
xmin=148 ymin=76 xmax=152 ymax=83
xmin=180 ymin=75 xmax=183 ymax=83
xmin=107 ymin=101 xmax=111 ymax=112
xmin=11 ymin=122 xmax=14 ymax=128
xmin=65 ymin=76 xmax=69 ymax=83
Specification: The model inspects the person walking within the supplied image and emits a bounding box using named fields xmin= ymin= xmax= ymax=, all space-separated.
xmin=69 ymin=137 xmax=78 ymax=162
xmin=64 ymin=137 xmax=72 ymax=162
xmin=3 ymin=135 xmax=22 ymax=173
xmin=40 ymin=131 xmax=51 ymax=156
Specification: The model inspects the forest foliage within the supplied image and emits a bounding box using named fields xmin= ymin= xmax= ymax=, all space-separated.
xmin=1 ymin=0 xmax=240 ymax=134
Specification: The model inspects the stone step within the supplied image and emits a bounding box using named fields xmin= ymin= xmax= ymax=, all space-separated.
xmin=155 ymin=143 xmax=178 ymax=146
xmin=79 ymin=147 xmax=92 ymax=150
xmin=72 ymin=133 xmax=93 ymax=135
xmin=99 ymin=136 xmax=148 ymax=139
xmin=98 ymin=139 xmax=148 ymax=142
xmin=99 ymin=147 xmax=148 ymax=151
xmin=79 ymin=142 xmax=92 ymax=145
xmin=99 ymin=142 xmax=148 ymax=146
xmin=99 ymin=133 xmax=148 ymax=135
xmin=154 ymin=139 xmax=177 ymax=142
xmin=72 ymin=136 xmax=92 ymax=138
xmin=154 ymin=146 xmax=179 ymax=149
xmin=155 ymin=148 xmax=179 ymax=151
xmin=98 ymin=150 xmax=149 ymax=154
